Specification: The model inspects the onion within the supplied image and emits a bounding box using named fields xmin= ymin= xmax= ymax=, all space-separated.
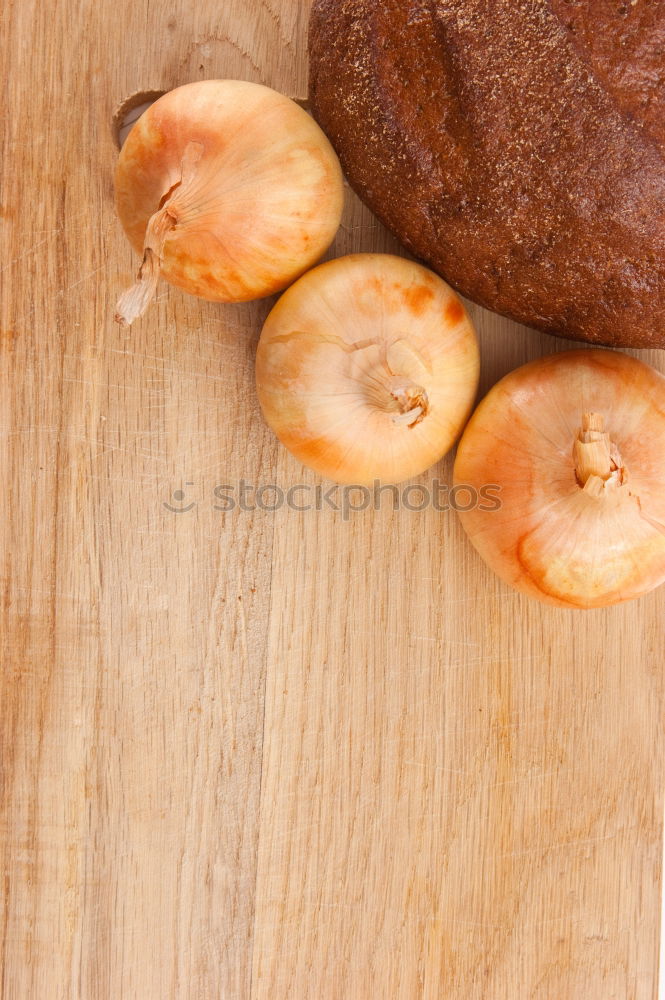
xmin=256 ymin=253 xmax=480 ymax=485
xmin=114 ymin=80 xmax=344 ymax=325
xmin=453 ymin=349 xmax=665 ymax=608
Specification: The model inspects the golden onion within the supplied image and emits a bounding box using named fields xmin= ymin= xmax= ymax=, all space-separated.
xmin=256 ymin=253 xmax=480 ymax=485
xmin=454 ymin=349 xmax=665 ymax=608
xmin=115 ymin=80 xmax=344 ymax=324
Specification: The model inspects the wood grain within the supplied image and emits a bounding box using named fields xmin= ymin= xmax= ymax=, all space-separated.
xmin=0 ymin=1 xmax=663 ymax=997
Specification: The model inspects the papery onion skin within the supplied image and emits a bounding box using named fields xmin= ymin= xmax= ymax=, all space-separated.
xmin=256 ymin=253 xmax=480 ymax=485
xmin=453 ymin=349 xmax=665 ymax=608
xmin=115 ymin=80 xmax=344 ymax=313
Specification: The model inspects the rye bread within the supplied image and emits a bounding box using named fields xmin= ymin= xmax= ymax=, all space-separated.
xmin=309 ymin=0 xmax=665 ymax=348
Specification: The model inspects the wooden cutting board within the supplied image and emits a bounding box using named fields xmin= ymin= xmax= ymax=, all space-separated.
xmin=1 ymin=1 xmax=663 ymax=997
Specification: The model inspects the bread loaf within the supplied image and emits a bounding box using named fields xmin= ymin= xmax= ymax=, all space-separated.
xmin=309 ymin=0 xmax=665 ymax=348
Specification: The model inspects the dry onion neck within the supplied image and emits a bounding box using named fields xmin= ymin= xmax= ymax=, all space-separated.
xmin=351 ymin=344 xmax=431 ymax=428
xmin=382 ymin=376 xmax=429 ymax=427
xmin=115 ymin=141 xmax=203 ymax=326
xmin=573 ymin=412 xmax=626 ymax=495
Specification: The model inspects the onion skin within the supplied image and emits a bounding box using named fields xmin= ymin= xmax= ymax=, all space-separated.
xmin=115 ymin=80 xmax=344 ymax=314
xmin=256 ymin=254 xmax=480 ymax=485
xmin=453 ymin=349 xmax=665 ymax=608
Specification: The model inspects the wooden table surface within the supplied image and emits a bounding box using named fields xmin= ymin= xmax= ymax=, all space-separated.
xmin=1 ymin=1 xmax=664 ymax=997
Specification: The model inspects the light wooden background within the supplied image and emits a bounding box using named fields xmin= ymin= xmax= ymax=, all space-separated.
xmin=1 ymin=1 xmax=663 ymax=997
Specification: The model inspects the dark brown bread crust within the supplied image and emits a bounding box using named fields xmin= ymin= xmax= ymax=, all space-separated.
xmin=309 ymin=0 xmax=665 ymax=348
